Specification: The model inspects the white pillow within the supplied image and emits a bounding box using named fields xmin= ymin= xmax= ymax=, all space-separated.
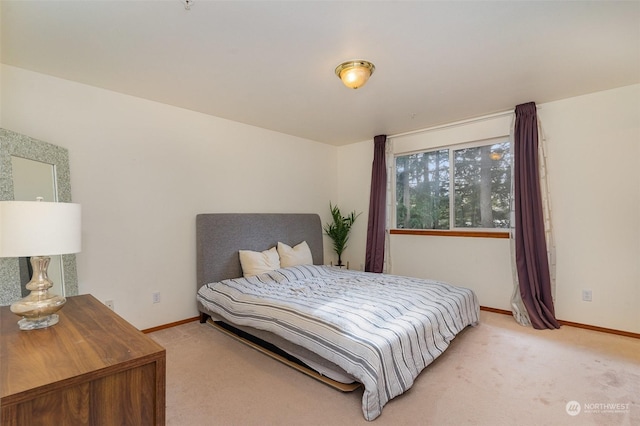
xmin=277 ymin=241 xmax=313 ymax=268
xmin=239 ymin=246 xmax=281 ymax=277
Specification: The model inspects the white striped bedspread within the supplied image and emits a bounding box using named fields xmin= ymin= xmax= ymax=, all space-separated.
xmin=197 ymin=265 xmax=480 ymax=421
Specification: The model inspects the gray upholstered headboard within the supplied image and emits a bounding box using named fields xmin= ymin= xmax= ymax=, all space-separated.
xmin=196 ymin=213 xmax=324 ymax=291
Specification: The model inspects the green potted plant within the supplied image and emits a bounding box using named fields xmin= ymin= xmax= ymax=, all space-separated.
xmin=323 ymin=203 xmax=360 ymax=267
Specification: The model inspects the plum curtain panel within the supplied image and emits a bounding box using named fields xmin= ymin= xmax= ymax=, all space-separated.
xmin=512 ymin=102 xmax=560 ymax=330
xmin=365 ymin=135 xmax=387 ymax=273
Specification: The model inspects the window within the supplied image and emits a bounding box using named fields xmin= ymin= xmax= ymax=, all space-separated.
xmin=395 ymin=139 xmax=511 ymax=231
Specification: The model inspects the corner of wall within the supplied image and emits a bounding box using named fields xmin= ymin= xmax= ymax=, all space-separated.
xmin=335 ymin=139 xmax=374 ymax=268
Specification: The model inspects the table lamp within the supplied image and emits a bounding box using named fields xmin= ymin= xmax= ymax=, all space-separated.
xmin=0 ymin=199 xmax=81 ymax=330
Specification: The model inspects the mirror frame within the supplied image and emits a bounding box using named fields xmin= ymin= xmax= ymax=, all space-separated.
xmin=0 ymin=128 xmax=78 ymax=305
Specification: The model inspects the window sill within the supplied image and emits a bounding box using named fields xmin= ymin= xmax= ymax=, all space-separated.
xmin=390 ymin=229 xmax=509 ymax=239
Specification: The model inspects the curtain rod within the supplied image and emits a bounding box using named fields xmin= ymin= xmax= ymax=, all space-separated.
xmin=388 ymin=109 xmax=516 ymax=140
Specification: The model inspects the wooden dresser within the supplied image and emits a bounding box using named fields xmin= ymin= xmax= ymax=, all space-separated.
xmin=0 ymin=294 xmax=166 ymax=425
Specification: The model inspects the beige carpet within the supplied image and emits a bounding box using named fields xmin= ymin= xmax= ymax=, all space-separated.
xmin=149 ymin=311 xmax=639 ymax=425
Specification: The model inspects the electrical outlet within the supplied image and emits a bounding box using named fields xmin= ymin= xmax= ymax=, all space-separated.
xmin=152 ymin=292 xmax=161 ymax=304
xmin=105 ymin=300 xmax=115 ymax=310
xmin=582 ymin=290 xmax=592 ymax=302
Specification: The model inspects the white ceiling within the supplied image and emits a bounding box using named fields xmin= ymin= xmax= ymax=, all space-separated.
xmin=2 ymin=1 xmax=639 ymax=146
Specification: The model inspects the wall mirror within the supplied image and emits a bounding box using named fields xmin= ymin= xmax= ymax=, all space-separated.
xmin=0 ymin=128 xmax=78 ymax=305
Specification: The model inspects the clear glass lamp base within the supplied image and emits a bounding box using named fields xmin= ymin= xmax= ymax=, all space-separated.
xmin=11 ymin=292 xmax=66 ymax=330
xmin=10 ymin=256 xmax=66 ymax=331
xmin=17 ymin=313 xmax=61 ymax=330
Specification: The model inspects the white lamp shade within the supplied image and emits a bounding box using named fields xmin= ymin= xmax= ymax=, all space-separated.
xmin=0 ymin=201 xmax=81 ymax=257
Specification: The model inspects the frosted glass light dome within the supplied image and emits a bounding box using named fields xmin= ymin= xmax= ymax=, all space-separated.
xmin=335 ymin=60 xmax=375 ymax=89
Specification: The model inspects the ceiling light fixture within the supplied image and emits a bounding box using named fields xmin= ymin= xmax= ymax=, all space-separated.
xmin=335 ymin=60 xmax=375 ymax=90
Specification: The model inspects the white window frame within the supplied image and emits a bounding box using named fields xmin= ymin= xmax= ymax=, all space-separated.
xmin=393 ymin=135 xmax=511 ymax=233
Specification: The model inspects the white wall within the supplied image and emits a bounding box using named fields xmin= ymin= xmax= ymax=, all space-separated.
xmin=339 ymin=85 xmax=640 ymax=334
xmin=334 ymin=141 xmax=373 ymax=270
xmin=539 ymin=85 xmax=639 ymax=333
xmin=1 ymin=65 xmax=338 ymax=329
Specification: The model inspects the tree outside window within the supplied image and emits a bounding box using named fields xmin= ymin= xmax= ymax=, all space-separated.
xmin=395 ymin=139 xmax=511 ymax=230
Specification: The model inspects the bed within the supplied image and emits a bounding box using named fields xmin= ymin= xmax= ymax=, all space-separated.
xmin=196 ymin=213 xmax=480 ymax=421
